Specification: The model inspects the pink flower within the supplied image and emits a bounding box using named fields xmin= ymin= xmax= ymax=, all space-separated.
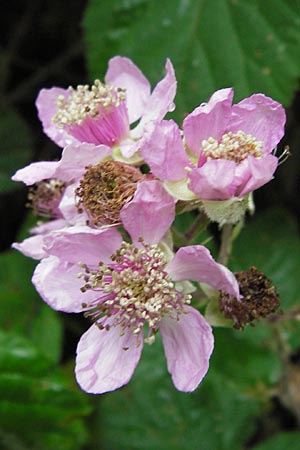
xmin=36 ymin=57 xmax=176 ymax=159
xmin=12 ymin=142 xmax=148 ymax=227
xmin=30 ymin=182 xmax=239 ymax=394
xmin=12 ymin=143 xmax=113 ymax=259
xmin=141 ymin=88 xmax=286 ymax=202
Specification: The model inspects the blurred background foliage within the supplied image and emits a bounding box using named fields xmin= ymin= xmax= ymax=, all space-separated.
xmin=0 ymin=0 xmax=300 ymax=449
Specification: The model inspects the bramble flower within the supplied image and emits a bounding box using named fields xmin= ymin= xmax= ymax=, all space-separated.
xmin=11 ymin=143 xmax=162 ymax=260
xmin=36 ymin=56 xmax=176 ymax=162
xmin=28 ymin=182 xmax=239 ymax=394
xmin=12 ymin=142 xmax=150 ymax=224
xmin=141 ymin=88 xmax=286 ymax=224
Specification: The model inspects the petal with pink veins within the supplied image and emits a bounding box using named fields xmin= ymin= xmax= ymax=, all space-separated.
xmin=36 ymin=88 xmax=79 ymax=147
xmin=12 ymin=161 xmax=59 ymax=185
xmin=55 ymin=143 xmax=112 ymax=182
xmin=120 ymin=180 xmax=175 ymax=245
xmin=188 ymin=159 xmax=237 ymax=200
xmin=44 ymin=226 xmax=123 ymax=265
xmin=75 ymin=322 xmax=143 ymax=394
xmin=160 ymin=306 xmax=214 ymax=392
xmin=57 ymin=184 xmax=82 ymax=224
xmin=133 ymin=59 xmax=177 ymax=138
xmin=229 ymin=94 xmax=286 ymax=154
xmin=30 ymin=218 xmax=67 ymax=235
xmin=12 ymin=235 xmax=48 ymax=260
xmin=167 ymin=245 xmax=240 ymax=298
xmin=105 ymin=56 xmax=151 ymax=124
xmin=32 ymin=256 xmax=98 ymax=313
xmin=237 ymin=154 xmax=278 ymax=197
xmin=183 ymin=88 xmax=234 ymax=157
xmin=141 ymin=120 xmax=190 ymax=181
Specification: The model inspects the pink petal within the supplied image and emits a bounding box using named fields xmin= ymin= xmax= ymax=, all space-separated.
xmin=133 ymin=59 xmax=177 ymax=137
xmin=57 ymin=184 xmax=89 ymax=226
xmin=12 ymin=235 xmax=48 ymax=260
xmin=188 ymin=159 xmax=237 ymax=200
xmin=30 ymin=218 xmax=67 ymax=235
xmin=32 ymin=256 xmax=97 ymax=312
xmin=183 ymin=88 xmax=234 ymax=157
xmin=160 ymin=306 xmax=214 ymax=392
xmin=75 ymin=322 xmax=143 ymax=394
xmin=57 ymin=184 xmax=81 ymax=224
xmin=12 ymin=144 xmax=111 ymax=186
xmin=44 ymin=226 xmax=123 ymax=265
xmin=229 ymin=94 xmax=286 ymax=153
xmin=120 ymin=180 xmax=175 ymax=245
xmin=12 ymin=161 xmax=59 ymax=185
xmin=55 ymin=143 xmax=112 ymax=182
xmin=141 ymin=120 xmax=190 ymax=181
xmin=105 ymin=56 xmax=151 ymax=124
xmin=167 ymin=245 xmax=240 ymax=298
xmin=237 ymin=154 xmax=278 ymax=197
xmin=68 ymin=101 xmax=130 ymax=147
xmin=36 ymin=88 xmax=79 ymax=147
xmin=118 ymin=139 xmax=141 ymax=159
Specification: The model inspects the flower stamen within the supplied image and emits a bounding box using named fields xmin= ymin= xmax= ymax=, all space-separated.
xmin=75 ymin=161 xmax=145 ymax=226
xmin=52 ymin=81 xmax=126 ymax=127
xmin=79 ymin=241 xmax=191 ymax=343
xmin=27 ymin=179 xmax=66 ymax=218
xmin=202 ymin=130 xmax=264 ymax=164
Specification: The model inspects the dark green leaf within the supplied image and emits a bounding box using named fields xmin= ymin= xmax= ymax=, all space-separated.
xmin=0 ymin=330 xmax=91 ymax=450
xmin=0 ymin=105 xmax=32 ymax=192
xmin=96 ymin=334 xmax=260 ymax=450
xmin=231 ymin=207 xmax=300 ymax=310
xmin=252 ymin=432 xmax=300 ymax=450
xmin=0 ymin=248 xmax=63 ymax=363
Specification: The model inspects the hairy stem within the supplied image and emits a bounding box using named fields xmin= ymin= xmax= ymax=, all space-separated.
xmin=218 ymin=223 xmax=234 ymax=266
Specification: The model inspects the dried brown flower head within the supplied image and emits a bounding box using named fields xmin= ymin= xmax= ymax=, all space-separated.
xmin=75 ymin=160 xmax=145 ymax=226
xmin=27 ymin=179 xmax=66 ymax=218
xmin=219 ymin=266 xmax=280 ymax=329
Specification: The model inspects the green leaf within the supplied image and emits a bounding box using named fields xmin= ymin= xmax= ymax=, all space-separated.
xmin=0 ymin=247 xmax=63 ymax=363
xmin=0 ymin=104 xmax=32 ymax=192
xmin=96 ymin=335 xmax=260 ymax=450
xmin=0 ymin=330 xmax=91 ymax=450
xmin=84 ymin=0 xmax=300 ymax=120
xmin=252 ymin=432 xmax=300 ymax=450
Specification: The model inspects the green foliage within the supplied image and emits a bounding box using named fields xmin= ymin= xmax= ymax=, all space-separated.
xmin=0 ymin=106 xmax=32 ymax=192
xmin=231 ymin=207 xmax=300 ymax=310
xmin=84 ymin=0 xmax=300 ymax=121
xmin=0 ymin=247 xmax=63 ymax=363
xmin=94 ymin=336 xmax=261 ymax=450
xmin=252 ymin=432 xmax=300 ymax=450
xmin=0 ymin=330 xmax=91 ymax=450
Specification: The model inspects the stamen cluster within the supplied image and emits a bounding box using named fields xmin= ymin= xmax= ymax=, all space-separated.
xmin=52 ymin=80 xmax=126 ymax=127
xmin=202 ymin=130 xmax=264 ymax=164
xmin=80 ymin=241 xmax=191 ymax=344
xmin=27 ymin=179 xmax=66 ymax=218
xmin=75 ymin=161 xmax=145 ymax=225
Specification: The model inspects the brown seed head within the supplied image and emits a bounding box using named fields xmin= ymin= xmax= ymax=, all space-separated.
xmin=27 ymin=179 xmax=66 ymax=218
xmin=75 ymin=160 xmax=145 ymax=226
xmin=219 ymin=266 xmax=280 ymax=329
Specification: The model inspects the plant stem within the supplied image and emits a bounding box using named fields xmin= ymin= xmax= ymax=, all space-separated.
xmin=184 ymin=211 xmax=209 ymax=245
xmin=218 ymin=223 xmax=234 ymax=266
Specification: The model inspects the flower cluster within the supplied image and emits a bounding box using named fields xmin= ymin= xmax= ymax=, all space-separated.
xmin=13 ymin=56 xmax=285 ymax=394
